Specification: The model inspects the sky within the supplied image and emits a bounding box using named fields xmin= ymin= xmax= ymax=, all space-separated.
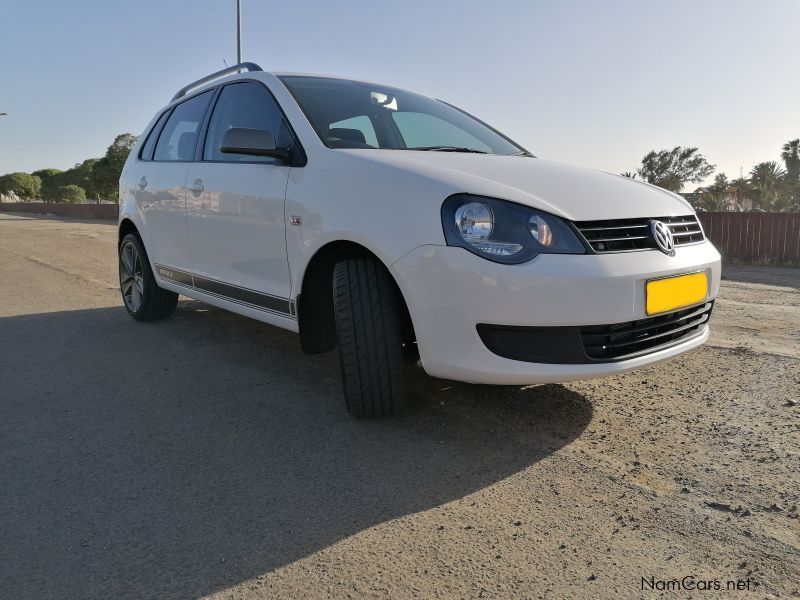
xmin=1 ymin=0 xmax=798 ymax=187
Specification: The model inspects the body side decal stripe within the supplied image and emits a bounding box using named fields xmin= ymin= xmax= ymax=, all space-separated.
xmin=155 ymin=264 xmax=295 ymax=319
xmin=155 ymin=265 xmax=193 ymax=287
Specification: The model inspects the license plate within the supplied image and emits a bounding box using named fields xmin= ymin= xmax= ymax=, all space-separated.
xmin=646 ymin=272 xmax=708 ymax=315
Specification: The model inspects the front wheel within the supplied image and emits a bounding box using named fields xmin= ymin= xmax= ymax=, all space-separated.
xmin=333 ymin=258 xmax=408 ymax=418
xmin=119 ymin=233 xmax=178 ymax=321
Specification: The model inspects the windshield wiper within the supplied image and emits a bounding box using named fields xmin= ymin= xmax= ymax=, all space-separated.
xmin=507 ymin=150 xmax=535 ymax=157
xmin=410 ymin=146 xmax=488 ymax=154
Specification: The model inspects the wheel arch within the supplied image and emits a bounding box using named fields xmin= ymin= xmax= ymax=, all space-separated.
xmin=296 ymin=240 xmax=415 ymax=355
xmin=118 ymin=217 xmax=141 ymax=247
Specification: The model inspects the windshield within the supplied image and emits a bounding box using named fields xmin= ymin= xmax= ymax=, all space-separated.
xmin=279 ymin=75 xmax=527 ymax=155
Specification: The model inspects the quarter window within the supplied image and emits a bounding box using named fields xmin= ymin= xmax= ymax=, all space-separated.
xmin=153 ymin=90 xmax=213 ymax=161
xmin=203 ymin=82 xmax=291 ymax=162
xmin=140 ymin=110 xmax=171 ymax=161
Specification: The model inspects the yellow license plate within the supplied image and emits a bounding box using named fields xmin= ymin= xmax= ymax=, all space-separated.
xmin=646 ymin=272 xmax=708 ymax=315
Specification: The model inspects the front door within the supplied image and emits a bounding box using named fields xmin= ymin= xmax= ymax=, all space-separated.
xmin=185 ymin=81 xmax=293 ymax=313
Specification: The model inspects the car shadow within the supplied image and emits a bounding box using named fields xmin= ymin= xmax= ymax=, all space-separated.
xmin=0 ymin=301 xmax=593 ymax=599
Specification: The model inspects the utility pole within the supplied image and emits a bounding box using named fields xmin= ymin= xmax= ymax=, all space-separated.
xmin=236 ymin=0 xmax=242 ymax=65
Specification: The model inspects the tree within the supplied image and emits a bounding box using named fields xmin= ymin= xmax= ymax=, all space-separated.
xmin=637 ymin=147 xmax=715 ymax=192
xmin=91 ymin=133 xmax=137 ymax=201
xmin=708 ymin=173 xmax=729 ymax=193
xmin=695 ymin=173 xmax=733 ymax=212
xmin=57 ymin=184 xmax=86 ymax=204
xmin=749 ymin=161 xmax=786 ymax=210
xmin=771 ymin=186 xmax=796 ymax=212
xmin=33 ymin=168 xmax=64 ymax=202
xmin=729 ymin=176 xmax=754 ymax=210
xmin=786 ymin=180 xmax=800 ymax=212
xmin=89 ymin=158 xmax=115 ymax=202
xmin=62 ymin=159 xmax=101 ymax=200
xmin=781 ymin=139 xmax=800 ymax=182
xmin=695 ymin=193 xmax=731 ymax=212
xmin=620 ymin=171 xmax=637 ymax=179
xmin=0 ymin=172 xmax=42 ymax=201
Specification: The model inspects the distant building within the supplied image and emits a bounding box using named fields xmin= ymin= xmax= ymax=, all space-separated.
xmin=680 ymin=186 xmax=752 ymax=212
xmin=679 ymin=187 xmax=709 ymax=206
xmin=0 ymin=192 xmax=22 ymax=203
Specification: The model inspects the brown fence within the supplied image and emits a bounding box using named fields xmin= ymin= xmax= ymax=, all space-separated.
xmin=0 ymin=202 xmax=119 ymax=220
xmin=698 ymin=212 xmax=800 ymax=266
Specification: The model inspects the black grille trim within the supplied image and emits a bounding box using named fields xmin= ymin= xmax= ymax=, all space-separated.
xmin=477 ymin=302 xmax=713 ymax=365
xmin=574 ymin=215 xmax=704 ymax=253
xmin=580 ymin=301 xmax=713 ymax=361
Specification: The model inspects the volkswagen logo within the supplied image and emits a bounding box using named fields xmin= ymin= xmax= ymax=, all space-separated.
xmin=650 ymin=220 xmax=675 ymax=256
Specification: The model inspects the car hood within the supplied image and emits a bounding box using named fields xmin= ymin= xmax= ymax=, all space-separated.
xmin=338 ymin=150 xmax=694 ymax=221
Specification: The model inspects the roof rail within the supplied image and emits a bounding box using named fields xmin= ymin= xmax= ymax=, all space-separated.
xmin=171 ymin=62 xmax=263 ymax=102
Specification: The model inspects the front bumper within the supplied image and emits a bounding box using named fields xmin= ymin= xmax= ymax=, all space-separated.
xmin=390 ymin=241 xmax=721 ymax=384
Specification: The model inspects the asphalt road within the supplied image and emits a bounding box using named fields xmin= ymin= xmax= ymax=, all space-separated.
xmin=0 ymin=213 xmax=798 ymax=599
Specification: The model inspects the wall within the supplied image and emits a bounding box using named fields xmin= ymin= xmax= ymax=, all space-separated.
xmin=0 ymin=202 xmax=119 ymax=220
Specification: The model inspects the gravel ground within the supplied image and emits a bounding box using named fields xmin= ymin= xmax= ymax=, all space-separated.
xmin=0 ymin=213 xmax=797 ymax=600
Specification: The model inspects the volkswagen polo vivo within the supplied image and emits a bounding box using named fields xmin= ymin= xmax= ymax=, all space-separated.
xmin=118 ymin=62 xmax=721 ymax=417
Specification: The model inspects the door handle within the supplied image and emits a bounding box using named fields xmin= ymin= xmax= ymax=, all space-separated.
xmin=188 ymin=179 xmax=204 ymax=194
xmin=137 ymin=176 xmax=147 ymax=190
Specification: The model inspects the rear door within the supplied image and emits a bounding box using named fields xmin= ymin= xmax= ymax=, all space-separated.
xmin=139 ymin=90 xmax=214 ymax=273
xmin=184 ymin=81 xmax=294 ymax=315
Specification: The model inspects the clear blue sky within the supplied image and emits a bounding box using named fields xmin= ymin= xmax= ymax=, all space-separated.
xmin=1 ymin=0 xmax=797 ymax=187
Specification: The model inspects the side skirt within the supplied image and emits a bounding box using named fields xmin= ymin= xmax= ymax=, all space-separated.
xmin=154 ymin=264 xmax=299 ymax=333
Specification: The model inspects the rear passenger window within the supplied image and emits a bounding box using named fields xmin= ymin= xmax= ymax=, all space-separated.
xmin=140 ymin=110 xmax=171 ymax=161
xmin=203 ymin=82 xmax=290 ymax=162
xmin=154 ymin=90 xmax=213 ymax=161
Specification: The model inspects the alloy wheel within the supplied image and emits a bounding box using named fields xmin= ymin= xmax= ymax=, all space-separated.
xmin=119 ymin=240 xmax=144 ymax=312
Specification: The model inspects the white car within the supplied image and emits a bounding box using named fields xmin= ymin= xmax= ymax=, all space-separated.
xmin=118 ymin=62 xmax=721 ymax=417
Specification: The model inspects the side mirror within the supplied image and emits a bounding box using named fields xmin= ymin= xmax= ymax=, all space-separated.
xmin=219 ymin=127 xmax=291 ymax=161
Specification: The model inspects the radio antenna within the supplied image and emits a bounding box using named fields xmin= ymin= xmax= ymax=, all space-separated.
xmin=236 ymin=0 xmax=242 ymax=65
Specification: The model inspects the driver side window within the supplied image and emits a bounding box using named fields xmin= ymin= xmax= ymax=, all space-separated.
xmin=327 ymin=115 xmax=378 ymax=148
xmin=203 ymin=82 xmax=291 ymax=163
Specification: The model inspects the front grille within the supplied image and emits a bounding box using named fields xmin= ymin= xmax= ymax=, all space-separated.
xmin=580 ymin=301 xmax=713 ymax=361
xmin=574 ymin=215 xmax=704 ymax=253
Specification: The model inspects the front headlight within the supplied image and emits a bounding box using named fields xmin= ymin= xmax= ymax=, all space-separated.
xmin=441 ymin=194 xmax=586 ymax=264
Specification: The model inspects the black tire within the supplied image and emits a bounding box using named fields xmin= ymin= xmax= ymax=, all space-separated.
xmin=119 ymin=233 xmax=178 ymax=321
xmin=333 ymin=258 xmax=407 ymax=418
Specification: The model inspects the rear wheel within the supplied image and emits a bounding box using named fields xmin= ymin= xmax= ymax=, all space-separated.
xmin=333 ymin=257 xmax=407 ymax=418
xmin=119 ymin=233 xmax=178 ymax=321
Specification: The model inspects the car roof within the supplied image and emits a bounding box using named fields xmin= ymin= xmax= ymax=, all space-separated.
xmin=167 ymin=67 xmax=403 ymax=110
xmin=270 ymin=72 xmax=398 ymax=89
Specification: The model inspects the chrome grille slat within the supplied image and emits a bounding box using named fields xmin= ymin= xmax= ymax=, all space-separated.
xmin=573 ymin=215 xmax=704 ymax=253
xmin=588 ymin=235 xmax=650 ymax=243
xmin=578 ymin=224 xmax=648 ymax=232
xmin=661 ymin=220 xmax=698 ymax=227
